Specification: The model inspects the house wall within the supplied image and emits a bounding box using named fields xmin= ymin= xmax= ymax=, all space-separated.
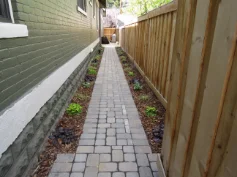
xmin=0 ymin=0 xmax=101 ymax=176
xmin=0 ymin=0 xmax=99 ymax=112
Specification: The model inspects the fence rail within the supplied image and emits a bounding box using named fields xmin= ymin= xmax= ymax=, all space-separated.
xmin=120 ymin=2 xmax=177 ymax=107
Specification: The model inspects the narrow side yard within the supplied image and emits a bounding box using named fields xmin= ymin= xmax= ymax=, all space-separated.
xmin=47 ymin=46 xmax=162 ymax=177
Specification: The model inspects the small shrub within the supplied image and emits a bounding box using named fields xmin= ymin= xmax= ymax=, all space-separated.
xmin=91 ymin=62 xmax=98 ymax=67
xmin=82 ymin=82 xmax=91 ymax=88
xmin=145 ymin=106 xmax=157 ymax=117
xmin=124 ymin=63 xmax=129 ymax=67
xmin=124 ymin=67 xmax=131 ymax=72
xmin=95 ymin=54 xmax=101 ymax=60
xmin=139 ymin=95 xmax=149 ymax=101
xmin=89 ymin=66 xmax=97 ymax=70
xmin=66 ymin=103 xmax=82 ymax=115
xmin=88 ymin=68 xmax=97 ymax=75
xmin=120 ymin=56 xmax=126 ymax=61
xmin=128 ymin=71 xmax=135 ymax=76
xmin=134 ymin=82 xmax=143 ymax=91
xmin=77 ymin=93 xmax=89 ymax=100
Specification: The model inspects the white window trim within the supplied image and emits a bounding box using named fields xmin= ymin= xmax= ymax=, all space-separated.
xmin=78 ymin=6 xmax=87 ymax=16
xmin=89 ymin=0 xmax=93 ymax=6
xmin=0 ymin=0 xmax=29 ymax=38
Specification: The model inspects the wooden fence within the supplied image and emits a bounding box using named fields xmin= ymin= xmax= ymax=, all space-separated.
xmin=104 ymin=27 xmax=119 ymax=41
xmin=161 ymin=0 xmax=237 ymax=177
xmin=120 ymin=2 xmax=177 ymax=107
xmin=120 ymin=0 xmax=237 ymax=177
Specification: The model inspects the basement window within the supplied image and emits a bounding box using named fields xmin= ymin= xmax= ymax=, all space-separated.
xmin=78 ymin=0 xmax=87 ymax=16
xmin=0 ymin=0 xmax=28 ymax=38
xmin=0 ymin=0 xmax=11 ymax=22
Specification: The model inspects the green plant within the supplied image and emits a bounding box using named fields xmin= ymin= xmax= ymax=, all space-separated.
xmin=128 ymin=71 xmax=135 ymax=76
xmin=77 ymin=93 xmax=89 ymax=100
xmin=82 ymin=82 xmax=91 ymax=88
xmin=120 ymin=56 xmax=127 ymax=62
xmin=134 ymin=82 xmax=143 ymax=90
xmin=124 ymin=67 xmax=131 ymax=72
xmin=88 ymin=68 xmax=97 ymax=75
xmin=95 ymin=54 xmax=101 ymax=60
xmin=139 ymin=95 xmax=149 ymax=101
xmin=91 ymin=62 xmax=98 ymax=67
xmin=145 ymin=106 xmax=157 ymax=117
xmin=88 ymin=66 xmax=97 ymax=70
xmin=124 ymin=63 xmax=129 ymax=67
xmin=66 ymin=103 xmax=82 ymax=115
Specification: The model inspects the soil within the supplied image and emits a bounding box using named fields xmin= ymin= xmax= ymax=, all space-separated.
xmin=116 ymin=47 xmax=166 ymax=153
xmin=31 ymin=47 xmax=104 ymax=177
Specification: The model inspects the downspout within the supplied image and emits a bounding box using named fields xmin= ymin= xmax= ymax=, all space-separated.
xmin=99 ymin=7 xmax=102 ymax=43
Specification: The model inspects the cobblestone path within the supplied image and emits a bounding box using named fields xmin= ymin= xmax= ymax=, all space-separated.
xmin=48 ymin=47 xmax=160 ymax=177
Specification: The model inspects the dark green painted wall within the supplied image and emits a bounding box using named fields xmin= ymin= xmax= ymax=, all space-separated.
xmin=0 ymin=0 xmax=99 ymax=112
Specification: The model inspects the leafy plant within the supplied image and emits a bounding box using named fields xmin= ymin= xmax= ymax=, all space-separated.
xmin=124 ymin=63 xmax=129 ymax=67
xmin=88 ymin=66 xmax=97 ymax=70
xmin=128 ymin=71 xmax=135 ymax=76
xmin=91 ymin=62 xmax=98 ymax=67
xmin=77 ymin=93 xmax=89 ymax=100
xmin=82 ymin=82 xmax=91 ymax=88
xmin=124 ymin=67 xmax=131 ymax=72
xmin=134 ymin=82 xmax=143 ymax=90
xmin=94 ymin=54 xmax=101 ymax=60
xmin=145 ymin=106 xmax=157 ymax=117
xmin=88 ymin=68 xmax=97 ymax=75
xmin=139 ymin=95 xmax=149 ymax=101
xmin=66 ymin=103 xmax=82 ymax=115
xmin=120 ymin=56 xmax=127 ymax=62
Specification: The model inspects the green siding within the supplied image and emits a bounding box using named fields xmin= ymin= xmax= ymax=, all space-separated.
xmin=0 ymin=0 xmax=99 ymax=112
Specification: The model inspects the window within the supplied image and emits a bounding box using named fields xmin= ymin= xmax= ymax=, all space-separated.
xmin=93 ymin=0 xmax=96 ymax=18
xmin=0 ymin=0 xmax=11 ymax=22
xmin=0 ymin=0 xmax=28 ymax=38
xmin=78 ymin=0 xmax=87 ymax=16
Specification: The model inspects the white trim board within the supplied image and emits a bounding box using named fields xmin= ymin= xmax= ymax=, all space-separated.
xmin=0 ymin=23 xmax=28 ymax=38
xmin=0 ymin=38 xmax=99 ymax=158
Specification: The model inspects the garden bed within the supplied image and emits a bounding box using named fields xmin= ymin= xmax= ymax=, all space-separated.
xmin=32 ymin=47 xmax=104 ymax=177
xmin=116 ymin=47 xmax=166 ymax=153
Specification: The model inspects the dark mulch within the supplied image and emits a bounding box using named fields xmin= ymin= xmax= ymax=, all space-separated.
xmin=116 ymin=47 xmax=166 ymax=153
xmin=32 ymin=48 xmax=104 ymax=177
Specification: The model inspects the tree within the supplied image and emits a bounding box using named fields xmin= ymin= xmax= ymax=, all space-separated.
xmin=107 ymin=0 xmax=120 ymax=8
xmin=123 ymin=0 xmax=172 ymax=16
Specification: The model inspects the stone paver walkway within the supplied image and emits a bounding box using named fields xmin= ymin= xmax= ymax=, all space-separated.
xmin=48 ymin=47 xmax=161 ymax=177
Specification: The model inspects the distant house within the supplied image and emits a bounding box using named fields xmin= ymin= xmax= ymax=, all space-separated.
xmin=0 ymin=0 xmax=105 ymax=176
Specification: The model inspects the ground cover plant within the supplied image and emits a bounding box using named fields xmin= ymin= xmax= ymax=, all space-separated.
xmin=66 ymin=103 xmax=82 ymax=115
xmin=116 ymin=47 xmax=165 ymax=153
xmin=32 ymin=47 xmax=104 ymax=177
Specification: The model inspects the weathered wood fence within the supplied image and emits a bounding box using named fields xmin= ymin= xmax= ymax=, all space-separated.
xmin=104 ymin=27 xmax=119 ymax=41
xmin=120 ymin=0 xmax=237 ymax=177
xmin=120 ymin=2 xmax=177 ymax=107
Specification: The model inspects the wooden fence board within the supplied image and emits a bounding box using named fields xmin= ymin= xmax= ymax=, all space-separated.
xmin=120 ymin=1 xmax=177 ymax=107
